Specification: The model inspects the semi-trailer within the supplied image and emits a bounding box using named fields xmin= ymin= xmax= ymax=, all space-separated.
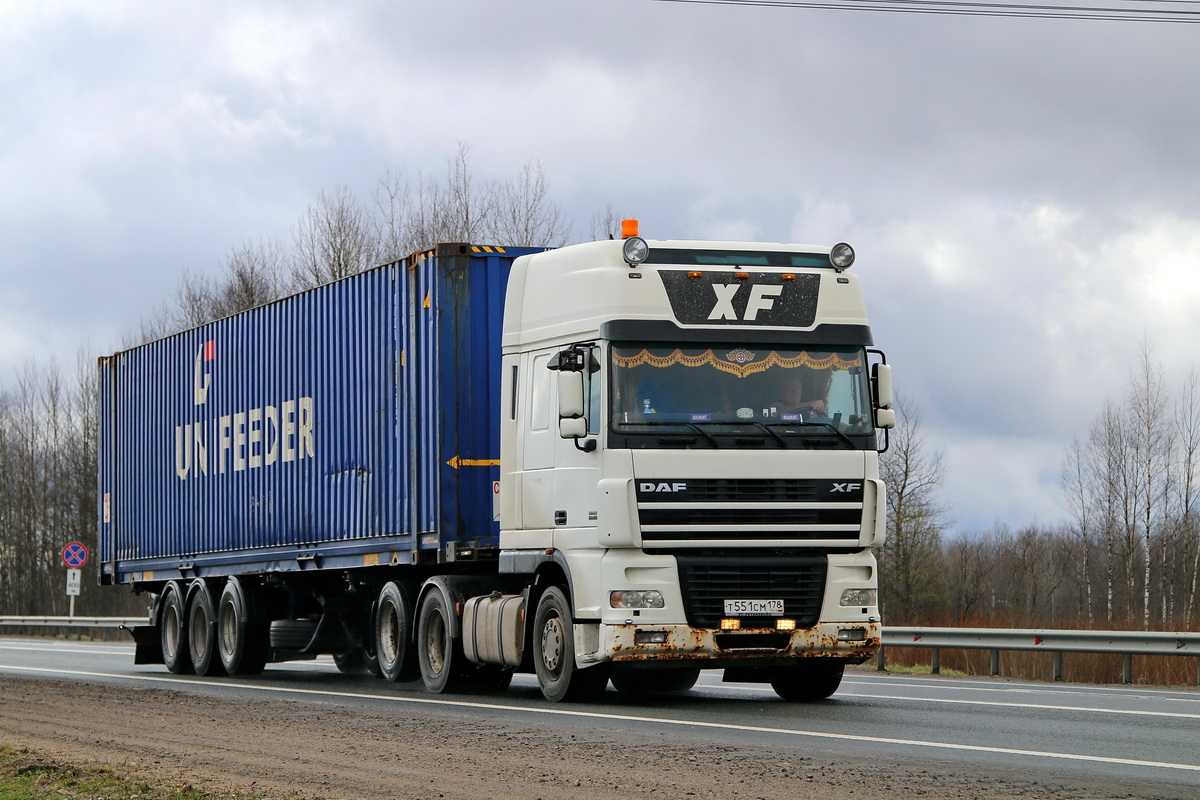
xmin=100 ymin=221 xmax=894 ymax=701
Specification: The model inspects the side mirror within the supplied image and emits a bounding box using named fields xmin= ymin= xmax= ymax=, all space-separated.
xmin=558 ymin=371 xmax=585 ymax=418
xmin=875 ymin=407 xmax=896 ymax=430
xmin=560 ymin=417 xmax=587 ymax=439
xmin=557 ymin=371 xmax=597 ymax=452
xmin=873 ymin=363 xmax=893 ymax=411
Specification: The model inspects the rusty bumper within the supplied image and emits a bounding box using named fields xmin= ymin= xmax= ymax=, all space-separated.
xmin=601 ymin=621 xmax=881 ymax=666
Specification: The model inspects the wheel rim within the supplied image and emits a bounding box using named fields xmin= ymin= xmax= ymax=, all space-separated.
xmin=540 ymin=615 xmax=565 ymax=677
xmin=163 ymin=603 xmax=180 ymax=657
xmin=219 ymin=600 xmax=236 ymax=656
xmin=190 ymin=602 xmax=209 ymax=660
xmin=379 ymin=602 xmax=399 ymax=665
xmin=425 ymin=608 xmax=446 ymax=675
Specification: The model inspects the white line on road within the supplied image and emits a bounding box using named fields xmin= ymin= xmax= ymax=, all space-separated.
xmin=3 ymin=663 xmax=1198 ymax=776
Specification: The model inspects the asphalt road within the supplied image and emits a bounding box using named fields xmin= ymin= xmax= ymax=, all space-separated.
xmin=2 ymin=635 xmax=1198 ymax=795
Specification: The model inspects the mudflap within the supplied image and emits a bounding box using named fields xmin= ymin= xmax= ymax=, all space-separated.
xmin=123 ymin=624 xmax=164 ymax=665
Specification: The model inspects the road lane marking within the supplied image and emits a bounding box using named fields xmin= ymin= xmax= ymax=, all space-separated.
xmin=2 ymin=663 xmax=1199 ymax=776
xmin=812 ymin=688 xmax=1200 ymax=719
xmin=842 ymin=675 xmax=1200 ymax=703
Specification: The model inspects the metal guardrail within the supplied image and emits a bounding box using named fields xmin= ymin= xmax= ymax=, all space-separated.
xmin=880 ymin=626 xmax=1200 ymax=685
xmin=0 ymin=616 xmax=149 ymax=628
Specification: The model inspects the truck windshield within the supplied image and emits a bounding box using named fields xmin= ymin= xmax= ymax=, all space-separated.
xmin=610 ymin=343 xmax=874 ymax=436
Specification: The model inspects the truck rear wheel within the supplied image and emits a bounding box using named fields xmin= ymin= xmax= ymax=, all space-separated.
xmin=769 ymin=662 xmax=844 ymax=701
xmin=533 ymin=586 xmax=609 ymax=702
xmin=217 ymin=577 xmax=268 ymax=675
xmin=187 ymin=579 xmax=225 ymax=676
xmin=417 ymin=589 xmax=465 ymax=693
xmin=159 ymin=581 xmax=192 ymax=674
xmin=375 ymin=581 xmax=419 ymax=682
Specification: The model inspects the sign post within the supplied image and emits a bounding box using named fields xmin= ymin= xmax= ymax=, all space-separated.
xmin=61 ymin=542 xmax=88 ymax=618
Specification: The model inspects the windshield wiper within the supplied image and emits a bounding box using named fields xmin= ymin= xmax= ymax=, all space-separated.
xmin=686 ymin=420 xmax=786 ymax=448
xmin=795 ymin=421 xmax=855 ymax=448
xmin=683 ymin=422 xmax=720 ymax=447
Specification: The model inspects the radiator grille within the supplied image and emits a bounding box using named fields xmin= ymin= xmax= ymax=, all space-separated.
xmin=675 ymin=553 xmax=827 ymax=628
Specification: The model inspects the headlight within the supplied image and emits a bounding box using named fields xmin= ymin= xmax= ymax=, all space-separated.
xmin=610 ymin=589 xmax=665 ymax=609
xmin=622 ymin=236 xmax=649 ymax=265
xmin=839 ymin=588 xmax=877 ymax=607
xmin=829 ymin=242 xmax=855 ymax=271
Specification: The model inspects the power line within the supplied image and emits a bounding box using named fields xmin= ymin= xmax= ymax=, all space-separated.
xmin=651 ymin=0 xmax=1200 ymax=23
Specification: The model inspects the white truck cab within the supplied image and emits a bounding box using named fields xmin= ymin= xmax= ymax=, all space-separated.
xmin=480 ymin=223 xmax=893 ymax=701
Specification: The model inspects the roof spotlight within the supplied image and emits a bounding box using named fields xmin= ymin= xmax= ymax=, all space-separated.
xmin=623 ymin=236 xmax=649 ymax=266
xmin=829 ymin=242 xmax=855 ymax=271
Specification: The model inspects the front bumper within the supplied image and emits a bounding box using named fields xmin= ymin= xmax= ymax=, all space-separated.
xmin=587 ymin=620 xmax=880 ymax=668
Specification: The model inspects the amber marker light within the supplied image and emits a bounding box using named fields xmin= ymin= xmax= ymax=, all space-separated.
xmin=687 ymin=271 xmax=702 ymax=279
xmin=781 ymin=273 xmax=796 ymax=281
xmin=735 ymin=272 xmax=750 ymax=280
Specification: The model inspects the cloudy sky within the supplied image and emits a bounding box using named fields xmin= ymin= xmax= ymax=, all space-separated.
xmin=3 ymin=0 xmax=1199 ymax=532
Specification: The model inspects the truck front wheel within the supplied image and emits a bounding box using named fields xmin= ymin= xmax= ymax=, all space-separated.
xmin=769 ymin=661 xmax=844 ymax=701
xmin=533 ymin=586 xmax=609 ymax=702
xmin=417 ymin=589 xmax=464 ymax=693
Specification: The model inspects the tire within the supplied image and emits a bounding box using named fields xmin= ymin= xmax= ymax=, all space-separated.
xmin=159 ymin=581 xmax=193 ymax=675
xmin=187 ymin=579 xmax=225 ymax=676
xmin=375 ymin=581 xmax=419 ymax=682
xmin=217 ymin=577 xmax=269 ymax=676
xmin=269 ymin=618 xmax=319 ymax=651
xmin=417 ymin=589 xmax=465 ymax=693
xmin=769 ymin=661 xmax=845 ymax=701
xmin=533 ymin=586 xmax=609 ymax=702
xmin=610 ymin=667 xmax=700 ymax=695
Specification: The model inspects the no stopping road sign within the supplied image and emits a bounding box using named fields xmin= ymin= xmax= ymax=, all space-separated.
xmin=61 ymin=542 xmax=88 ymax=568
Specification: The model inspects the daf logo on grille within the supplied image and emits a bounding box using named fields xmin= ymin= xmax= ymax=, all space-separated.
xmin=640 ymin=482 xmax=687 ymax=493
xmin=831 ymin=482 xmax=862 ymax=493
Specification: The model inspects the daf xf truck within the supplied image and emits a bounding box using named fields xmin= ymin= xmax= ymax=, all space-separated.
xmin=99 ymin=222 xmax=894 ymax=701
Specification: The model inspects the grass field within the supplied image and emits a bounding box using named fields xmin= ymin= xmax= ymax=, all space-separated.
xmin=0 ymin=747 xmax=276 ymax=800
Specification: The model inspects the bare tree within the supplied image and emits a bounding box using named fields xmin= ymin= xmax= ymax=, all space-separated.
xmin=878 ymin=394 xmax=950 ymax=622
xmin=1062 ymin=436 xmax=1097 ymax=623
xmin=292 ymin=185 xmax=380 ymax=288
xmin=943 ymin=530 xmax=996 ymax=621
xmin=1128 ymin=339 xmax=1171 ymax=627
xmin=375 ymin=143 xmax=570 ymax=259
xmin=588 ymin=203 xmax=628 ymax=241
xmin=492 ymin=160 xmax=570 ymax=247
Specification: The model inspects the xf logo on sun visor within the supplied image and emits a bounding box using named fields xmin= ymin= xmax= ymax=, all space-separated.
xmin=657 ymin=271 xmax=820 ymax=327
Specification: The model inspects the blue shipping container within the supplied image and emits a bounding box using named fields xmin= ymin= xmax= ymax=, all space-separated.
xmin=98 ymin=244 xmax=544 ymax=585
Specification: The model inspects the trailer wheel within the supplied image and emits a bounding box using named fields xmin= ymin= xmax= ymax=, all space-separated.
xmin=610 ymin=667 xmax=700 ymax=695
xmin=417 ymin=589 xmax=465 ymax=693
xmin=159 ymin=581 xmax=193 ymax=674
xmin=374 ymin=581 xmax=419 ymax=682
xmin=769 ymin=662 xmax=844 ymax=701
xmin=187 ymin=579 xmax=225 ymax=676
xmin=217 ymin=577 xmax=268 ymax=675
xmin=533 ymin=586 xmax=609 ymax=702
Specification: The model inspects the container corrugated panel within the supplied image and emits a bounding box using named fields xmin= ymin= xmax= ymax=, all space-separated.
xmin=98 ymin=246 xmax=544 ymax=584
